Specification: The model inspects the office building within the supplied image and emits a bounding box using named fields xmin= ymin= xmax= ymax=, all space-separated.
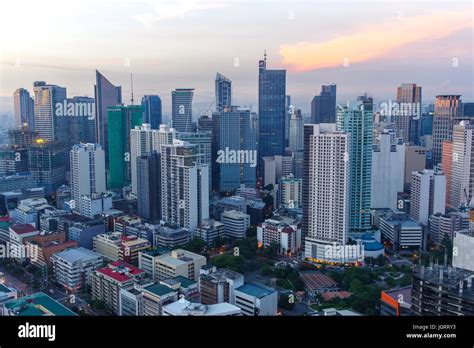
xmin=107 ymin=105 xmax=142 ymax=189
xmin=79 ymin=192 xmax=113 ymax=219
xmin=215 ymin=73 xmax=232 ymax=112
xmin=380 ymin=286 xmax=412 ymax=316
xmin=94 ymin=70 xmax=122 ymax=161
xmin=289 ymin=107 xmax=303 ymax=152
xmin=311 ymin=84 xmax=337 ymax=124
xmin=1 ymin=292 xmax=76 ymax=316
xmin=221 ymin=210 xmax=250 ymax=239
xmin=153 ymin=225 xmax=190 ymax=248
xmin=172 ymin=88 xmax=194 ymax=132
xmin=136 ymin=152 xmax=161 ymax=222
xmin=64 ymin=96 xmax=97 ymax=148
xmin=13 ymin=88 xmax=35 ymax=129
xmin=33 ymin=81 xmax=67 ymax=142
xmin=51 ymin=247 xmax=103 ymax=292
xmin=429 ymin=212 xmax=470 ymax=245
xmin=195 ymin=219 xmax=225 ymax=246
xmin=262 ymin=155 xmax=293 ymax=187
xmin=234 ymin=282 xmax=278 ymax=316
xmin=199 ymin=266 xmax=244 ymax=305
xmin=379 ymin=211 xmax=423 ymax=251
xmin=432 ymin=95 xmax=462 ymax=166
xmin=395 ymin=83 xmax=422 ymax=143
xmin=142 ymin=283 xmax=178 ymax=316
xmin=404 ymin=145 xmax=427 ymax=191
xmin=215 ymin=106 xmax=257 ymax=191
xmin=441 ymin=141 xmax=454 ymax=207
xmin=258 ymin=55 xmax=286 ymax=166
xmin=279 ymin=175 xmax=302 ymax=208
xmin=141 ymin=95 xmax=162 ymax=129
xmin=93 ymin=232 xmax=150 ymax=265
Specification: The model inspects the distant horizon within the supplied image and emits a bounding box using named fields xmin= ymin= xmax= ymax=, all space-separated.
xmin=1 ymin=0 xmax=473 ymax=115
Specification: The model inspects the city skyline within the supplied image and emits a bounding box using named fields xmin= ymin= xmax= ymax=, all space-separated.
xmin=1 ymin=0 xmax=473 ymax=116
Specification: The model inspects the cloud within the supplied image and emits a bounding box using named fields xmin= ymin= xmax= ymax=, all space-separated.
xmin=133 ymin=0 xmax=232 ymax=27
xmin=279 ymin=10 xmax=473 ymax=72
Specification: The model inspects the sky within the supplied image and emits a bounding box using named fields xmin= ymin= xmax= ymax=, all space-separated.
xmin=0 ymin=0 xmax=473 ymax=116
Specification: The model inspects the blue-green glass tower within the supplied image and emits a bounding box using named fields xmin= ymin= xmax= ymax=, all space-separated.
xmin=336 ymin=95 xmax=373 ymax=235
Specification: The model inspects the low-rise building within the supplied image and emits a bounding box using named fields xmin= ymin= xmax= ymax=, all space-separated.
xmin=379 ymin=211 xmax=424 ymax=252
xmin=234 ymin=282 xmax=278 ymax=316
xmin=1 ymin=292 xmax=76 ymax=316
xmin=92 ymin=232 xmax=150 ymax=265
xmin=162 ymin=299 xmax=241 ymax=316
xmin=92 ymin=261 xmax=150 ymax=315
xmin=199 ymin=266 xmax=244 ymax=305
xmin=51 ymin=247 xmax=103 ymax=292
xmin=195 ymin=219 xmax=225 ymax=246
xmin=257 ymin=217 xmax=301 ymax=255
xmin=142 ymin=283 xmax=178 ymax=316
xmin=221 ymin=210 xmax=250 ymax=239
xmin=380 ymin=286 xmax=412 ymax=316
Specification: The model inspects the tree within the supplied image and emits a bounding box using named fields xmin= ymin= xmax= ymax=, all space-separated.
xmin=260 ymin=264 xmax=273 ymax=276
xmin=182 ymin=237 xmax=206 ymax=253
xmin=278 ymin=293 xmax=295 ymax=311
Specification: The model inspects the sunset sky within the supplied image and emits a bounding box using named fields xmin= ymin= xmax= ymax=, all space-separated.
xmin=0 ymin=0 xmax=473 ymax=116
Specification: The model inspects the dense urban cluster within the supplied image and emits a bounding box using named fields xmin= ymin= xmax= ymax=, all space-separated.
xmin=0 ymin=55 xmax=473 ymax=317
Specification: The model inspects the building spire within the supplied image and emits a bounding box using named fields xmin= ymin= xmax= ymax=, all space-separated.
xmin=130 ymin=73 xmax=134 ymax=105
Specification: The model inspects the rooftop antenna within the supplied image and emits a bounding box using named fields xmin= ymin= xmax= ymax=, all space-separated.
xmin=130 ymin=73 xmax=134 ymax=106
xmin=264 ymin=49 xmax=267 ymax=63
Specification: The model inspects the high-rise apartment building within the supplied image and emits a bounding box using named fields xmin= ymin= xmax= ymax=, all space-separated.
xmin=410 ymin=169 xmax=446 ymax=225
xmin=70 ymin=143 xmax=106 ymax=210
xmin=337 ymin=97 xmax=373 ymax=234
xmin=395 ymin=83 xmax=422 ymax=143
xmin=160 ymin=140 xmax=209 ymax=231
xmin=303 ymin=124 xmax=351 ymax=263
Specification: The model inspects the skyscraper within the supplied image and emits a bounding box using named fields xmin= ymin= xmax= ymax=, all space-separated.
xmin=28 ymin=139 xmax=67 ymax=195
xmin=311 ymin=84 xmax=337 ymax=124
xmin=141 ymin=95 xmax=162 ymax=129
xmin=13 ymin=88 xmax=35 ymax=129
xmin=70 ymin=143 xmax=106 ymax=210
xmin=33 ymin=81 xmax=67 ymax=142
xmin=107 ymin=105 xmax=142 ymax=189
xmin=303 ymin=124 xmax=351 ymax=263
xmin=215 ymin=73 xmax=232 ymax=112
xmin=450 ymin=120 xmax=474 ymax=209
xmin=258 ymin=55 xmax=286 ymax=168
xmin=176 ymin=131 xmax=213 ymax=191
xmin=130 ymin=123 xmax=176 ymax=196
xmin=432 ymin=95 xmax=462 ymax=166
xmin=136 ymin=151 xmax=161 ymax=223
xmin=94 ymin=70 xmax=122 ymax=161
xmin=337 ymin=96 xmax=373 ymax=234
xmin=410 ymin=169 xmax=446 ymax=225
xmin=395 ymin=83 xmax=422 ymax=144
xmin=64 ymin=96 xmax=97 ymax=147
xmin=215 ymin=106 xmax=257 ymax=192
xmin=371 ymin=131 xmax=405 ymax=211
xmin=160 ymin=140 xmax=209 ymax=231
xmin=172 ymin=88 xmax=194 ymax=133
xmin=289 ymin=107 xmax=303 ymax=152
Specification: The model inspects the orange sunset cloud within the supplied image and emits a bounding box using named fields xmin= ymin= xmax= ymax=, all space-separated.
xmin=280 ymin=10 xmax=473 ymax=72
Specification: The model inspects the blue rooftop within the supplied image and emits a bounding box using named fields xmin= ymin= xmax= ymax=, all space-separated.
xmin=236 ymin=283 xmax=275 ymax=298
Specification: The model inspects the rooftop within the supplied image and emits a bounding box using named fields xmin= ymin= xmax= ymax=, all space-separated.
xmin=4 ymin=292 xmax=76 ymax=316
xmin=53 ymin=247 xmax=102 ymax=263
xmin=144 ymin=283 xmax=175 ymax=297
xmin=96 ymin=261 xmax=144 ymax=282
xmin=235 ymin=282 xmax=275 ymax=298
xmin=301 ymin=272 xmax=338 ymax=291
xmin=9 ymin=223 xmax=38 ymax=235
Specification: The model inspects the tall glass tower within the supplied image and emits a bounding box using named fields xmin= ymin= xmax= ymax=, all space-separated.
xmin=215 ymin=73 xmax=232 ymax=112
xmin=141 ymin=95 xmax=162 ymax=129
xmin=258 ymin=54 xmax=286 ymax=169
xmin=337 ymin=95 xmax=374 ymax=235
xmin=172 ymin=88 xmax=194 ymax=133
xmin=311 ymin=84 xmax=337 ymax=124
xmin=107 ymin=105 xmax=142 ymax=189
